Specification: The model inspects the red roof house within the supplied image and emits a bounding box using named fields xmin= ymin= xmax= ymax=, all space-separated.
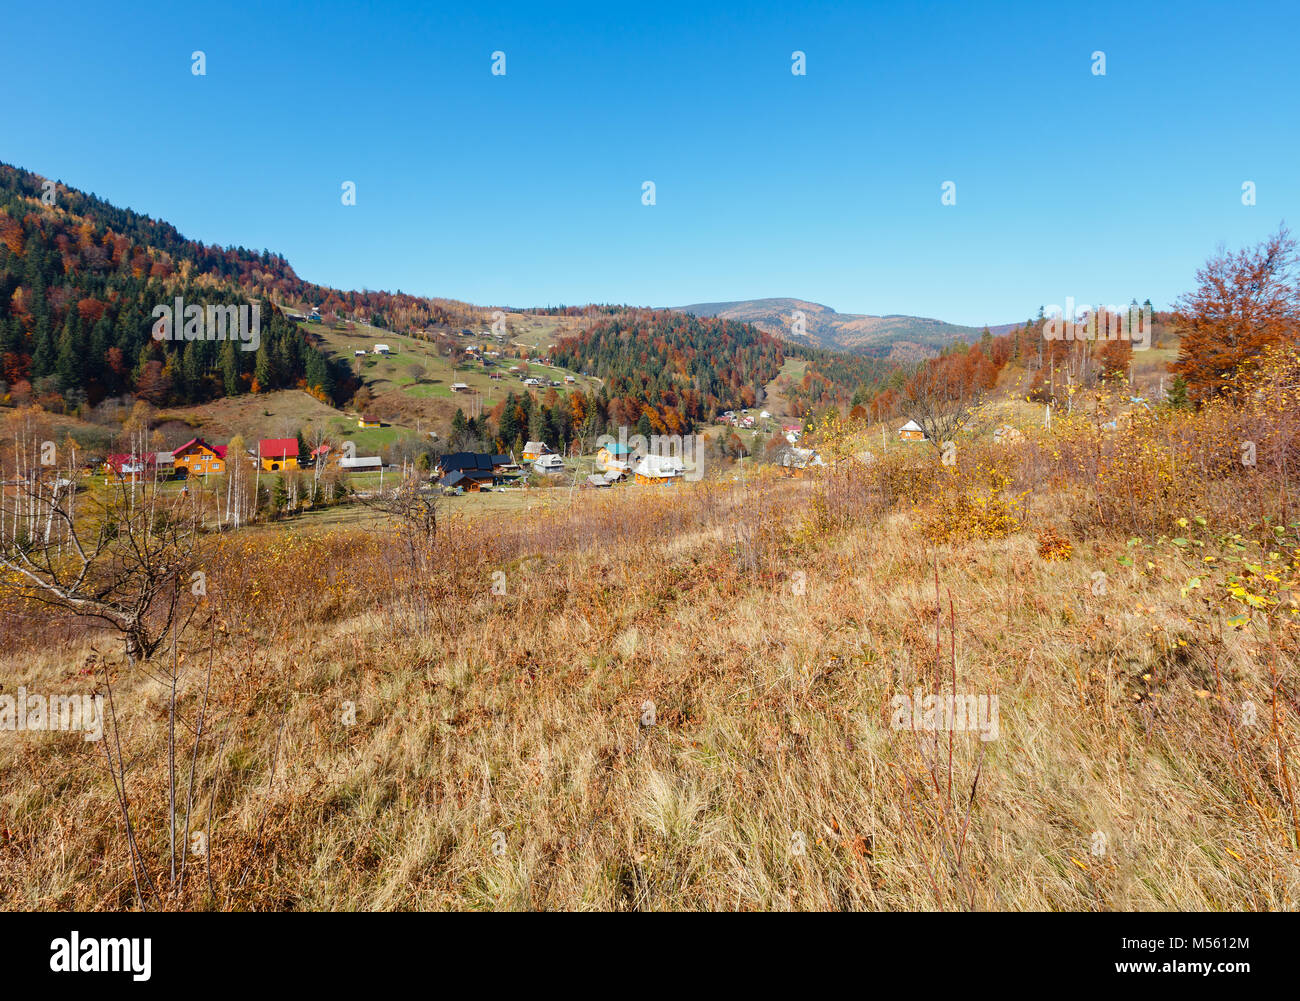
xmin=258 ymin=439 xmax=300 ymax=470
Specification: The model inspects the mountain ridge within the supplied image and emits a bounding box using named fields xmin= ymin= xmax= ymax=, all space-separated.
xmin=673 ymin=297 xmax=1019 ymax=360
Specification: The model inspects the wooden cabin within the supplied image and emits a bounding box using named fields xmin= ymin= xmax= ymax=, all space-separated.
xmin=171 ymin=438 xmax=227 ymax=476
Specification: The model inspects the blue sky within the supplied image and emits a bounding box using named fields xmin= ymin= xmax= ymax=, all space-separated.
xmin=4 ymin=0 xmax=1297 ymax=326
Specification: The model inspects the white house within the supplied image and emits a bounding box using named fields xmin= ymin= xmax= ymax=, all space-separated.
xmin=340 ymin=455 xmax=383 ymax=471
xmin=534 ymin=453 xmax=564 ymax=472
xmin=632 ymin=454 xmax=686 ymax=484
xmin=898 ymin=419 xmax=926 ymax=441
xmin=778 ymin=446 xmax=825 ymax=474
xmin=374 ymin=344 xmax=392 ymax=355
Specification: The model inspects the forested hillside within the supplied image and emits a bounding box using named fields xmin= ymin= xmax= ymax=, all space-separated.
xmin=0 ymin=163 xmax=480 ymax=411
xmin=550 ymin=308 xmax=906 ymax=429
xmin=550 ymin=309 xmax=787 ymax=432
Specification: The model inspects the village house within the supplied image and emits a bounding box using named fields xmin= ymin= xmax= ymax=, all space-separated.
xmin=632 ymin=454 xmax=685 ymax=485
xmin=258 ymin=439 xmax=300 ymax=472
xmin=439 ymin=470 xmax=489 ymax=492
xmin=897 ymin=419 xmax=927 ymax=442
xmin=533 ymin=453 xmax=564 ymax=473
xmin=358 ymin=415 xmax=381 ymax=429
xmin=596 ymin=441 xmax=632 ymax=471
xmin=777 ymin=446 xmax=826 ymax=477
xmin=339 ymin=455 xmax=383 ymax=472
xmin=102 ymin=452 xmax=163 ymax=483
xmin=373 ymin=344 xmax=392 ymax=355
xmin=435 ymin=452 xmax=513 ymax=488
xmin=171 ymin=437 xmax=227 ymax=477
xmin=521 ymin=441 xmax=551 ymax=462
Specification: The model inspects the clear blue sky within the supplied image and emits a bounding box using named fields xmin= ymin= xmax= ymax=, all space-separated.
xmin=4 ymin=0 xmax=1297 ymax=326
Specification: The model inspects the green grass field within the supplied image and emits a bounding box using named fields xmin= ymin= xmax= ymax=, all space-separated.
xmin=297 ymin=314 xmax=601 ymax=404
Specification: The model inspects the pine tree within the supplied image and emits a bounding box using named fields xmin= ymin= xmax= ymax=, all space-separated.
xmin=1165 ymin=374 xmax=1189 ymax=409
xmin=55 ymin=318 xmax=81 ymax=391
xmin=221 ymin=340 xmax=240 ymax=397
xmin=30 ymin=316 xmax=54 ymax=379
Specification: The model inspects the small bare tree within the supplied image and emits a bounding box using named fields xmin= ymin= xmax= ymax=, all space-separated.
xmin=0 ymin=428 xmax=200 ymax=662
xmin=360 ymin=470 xmax=440 ymax=575
xmin=901 ymin=358 xmax=986 ymax=452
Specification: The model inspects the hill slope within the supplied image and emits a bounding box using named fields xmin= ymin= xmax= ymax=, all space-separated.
xmin=0 ymin=161 xmax=482 ymax=411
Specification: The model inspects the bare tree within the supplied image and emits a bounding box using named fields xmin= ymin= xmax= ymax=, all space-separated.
xmin=359 ymin=471 xmax=440 ymax=575
xmin=900 ymin=358 xmax=986 ymax=452
xmin=0 ymin=428 xmax=200 ymax=662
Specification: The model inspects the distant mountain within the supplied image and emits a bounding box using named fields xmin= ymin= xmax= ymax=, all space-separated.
xmin=673 ymin=298 xmax=1017 ymax=360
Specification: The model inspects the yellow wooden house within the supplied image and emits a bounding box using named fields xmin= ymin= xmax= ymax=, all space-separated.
xmin=171 ymin=437 xmax=227 ymax=476
xmin=522 ymin=440 xmax=551 ymax=462
xmin=259 ymin=439 xmax=300 ymax=471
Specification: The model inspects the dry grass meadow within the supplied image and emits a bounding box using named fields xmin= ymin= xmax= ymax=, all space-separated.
xmin=2 ymin=366 xmax=1298 ymax=912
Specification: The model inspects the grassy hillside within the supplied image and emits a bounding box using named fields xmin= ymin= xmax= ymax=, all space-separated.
xmin=3 ymin=356 xmax=1297 ymax=910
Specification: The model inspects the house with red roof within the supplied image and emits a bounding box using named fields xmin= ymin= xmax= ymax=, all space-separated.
xmin=258 ymin=438 xmax=300 ymax=472
xmin=102 ymin=452 xmax=161 ymax=483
